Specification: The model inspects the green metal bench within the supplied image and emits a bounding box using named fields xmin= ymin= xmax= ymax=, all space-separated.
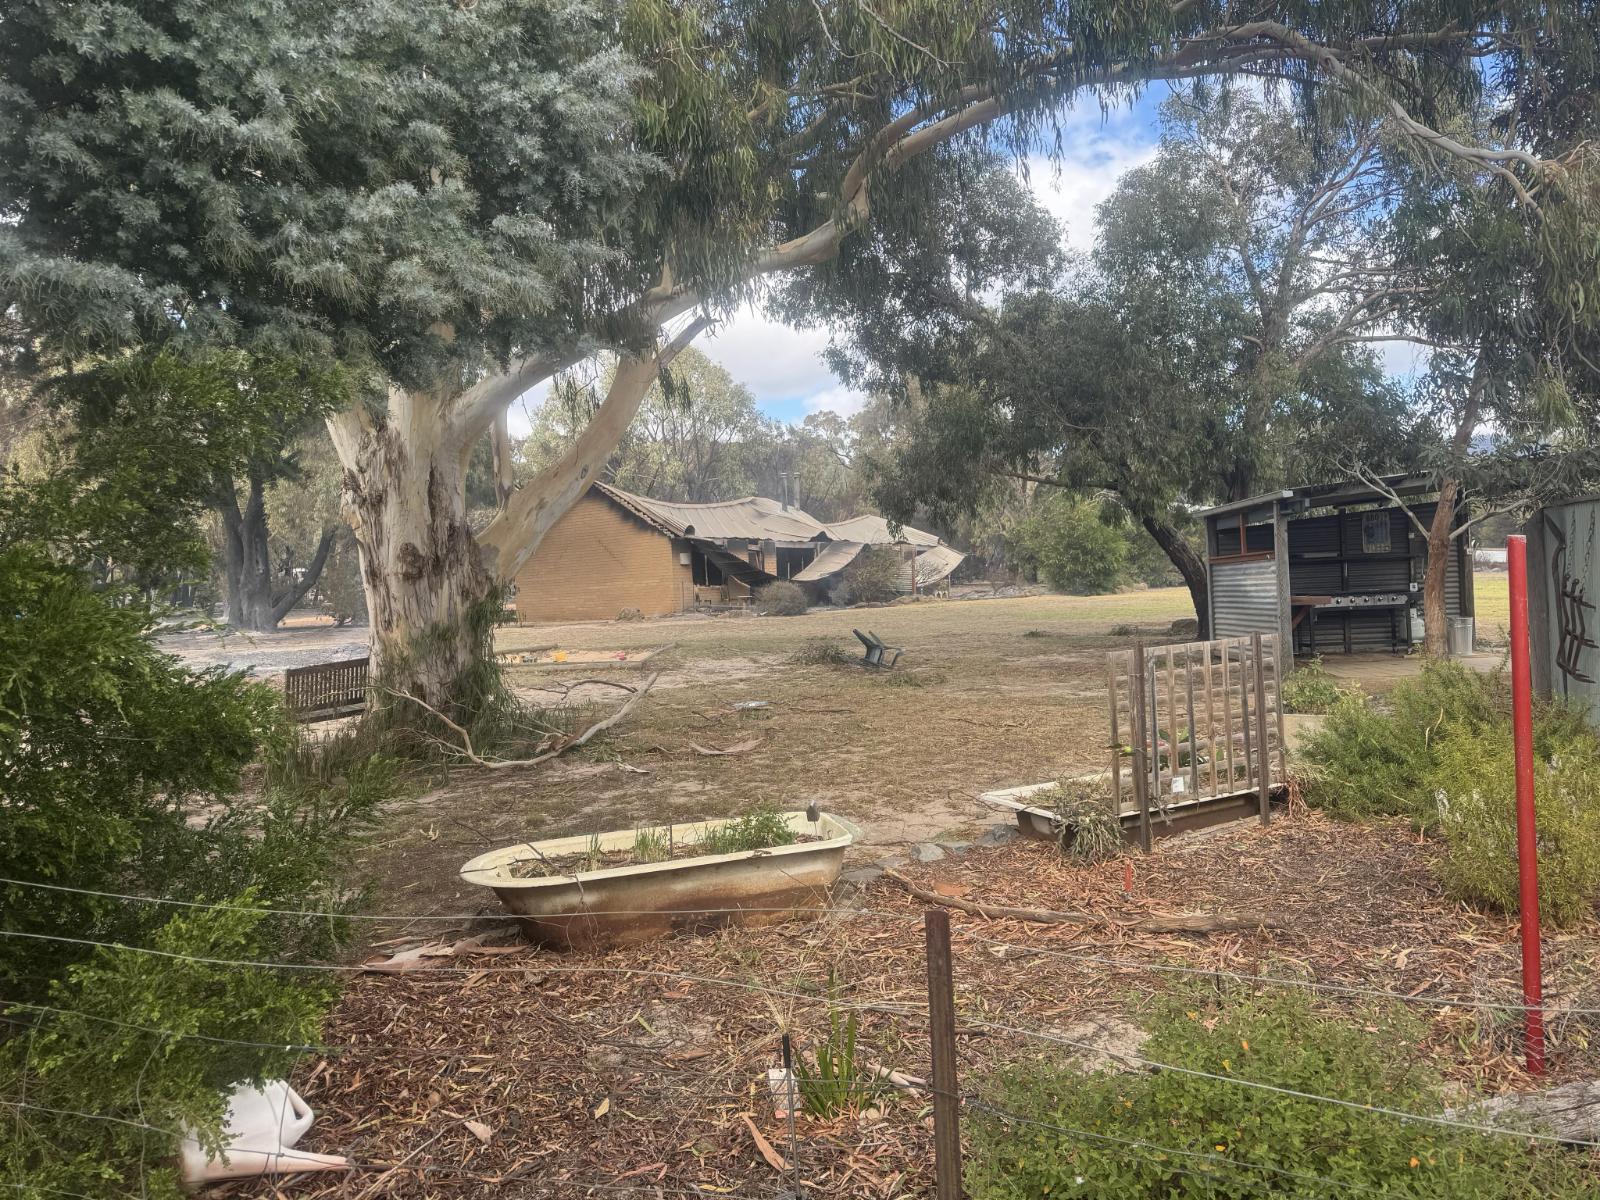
xmin=853 ymin=629 xmax=903 ymax=669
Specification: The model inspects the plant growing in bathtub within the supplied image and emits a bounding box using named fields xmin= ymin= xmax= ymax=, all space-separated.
xmin=700 ymin=806 xmax=796 ymax=854
xmin=632 ymin=825 xmax=672 ymax=863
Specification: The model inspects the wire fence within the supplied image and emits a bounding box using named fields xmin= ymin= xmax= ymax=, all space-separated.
xmin=5 ymin=883 xmax=1597 ymax=1199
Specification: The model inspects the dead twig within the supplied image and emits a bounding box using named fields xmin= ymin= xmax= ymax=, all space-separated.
xmin=377 ymin=673 xmax=659 ymax=771
xmin=529 ymin=677 xmax=641 ymax=696
xmin=883 ymin=869 xmax=1276 ymax=935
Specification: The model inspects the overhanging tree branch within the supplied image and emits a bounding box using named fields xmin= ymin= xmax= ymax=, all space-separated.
xmin=477 ymin=316 xmax=712 ymax=580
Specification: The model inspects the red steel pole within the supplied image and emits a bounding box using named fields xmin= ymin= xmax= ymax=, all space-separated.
xmin=1507 ymin=534 xmax=1545 ymax=1076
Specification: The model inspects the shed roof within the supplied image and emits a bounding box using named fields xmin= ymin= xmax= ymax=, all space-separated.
xmin=1197 ymin=473 xmax=1440 ymax=520
xmin=596 ymin=483 xmax=831 ymax=542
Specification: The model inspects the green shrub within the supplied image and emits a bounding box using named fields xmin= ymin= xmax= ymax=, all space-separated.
xmin=700 ymin=805 xmax=797 ymax=854
xmin=0 ymin=902 xmax=335 ymax=1200
xmin=756 ymin=580 xmax=809 ymax=615
xmin=1431 ymin=729 xmax=1600 ymax=927
xmin=1300 ymin=661 xmax=1596 ymax=831
xmin=1015 ymin=494 xmax=1127 ymax=594
xmin=837 ymin=545 xmax=903 ymax=605
xmin=966 ymin=986 xmax=1586 ymax=1200
xmin=1299 ymin=661 xmax=1498 ymax=822
xmin=1280 ymin=657 xmax=1349 ymax=714
xmin=0 ymin=485 xmax=397 ymax=1197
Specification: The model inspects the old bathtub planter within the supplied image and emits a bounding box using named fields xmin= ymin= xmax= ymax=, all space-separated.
xmin=460 ymin=810 xmax=859 ymax=949
xmin=980 ymin=770 xmax=1278 ymax=845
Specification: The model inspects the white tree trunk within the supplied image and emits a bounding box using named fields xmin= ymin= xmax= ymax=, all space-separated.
xmin=1422 ymin=477 xmax=1459 ymax=658
xmin=329 ymin=387 xmax=494 ymax=708
xmin=328 ymin=325 xmax=706 ymax=712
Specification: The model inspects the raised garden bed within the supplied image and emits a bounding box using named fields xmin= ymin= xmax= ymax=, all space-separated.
xmin=460 ymin=810 xmax=858 ymax=949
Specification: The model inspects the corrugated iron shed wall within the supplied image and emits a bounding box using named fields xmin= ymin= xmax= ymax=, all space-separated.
xmin=1211 ymin=558 xmax=1281 ymax=638
xmin=1527 ymin=497 xmax=1600 ymax=725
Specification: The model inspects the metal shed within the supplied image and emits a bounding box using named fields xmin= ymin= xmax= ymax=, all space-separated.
xmin=1526 ymin=494 xmax=1600 ymax=725
xmin=1199 ymin=475 xmax=1474 ymax=660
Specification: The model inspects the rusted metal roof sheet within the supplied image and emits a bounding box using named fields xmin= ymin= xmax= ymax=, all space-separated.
xmin=826 ymin=514 xmax=942 ymax=546
xmin=598 ymin=483 xmax=830 ymax=542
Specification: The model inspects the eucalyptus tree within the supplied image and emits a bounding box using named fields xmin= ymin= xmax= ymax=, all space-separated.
xmin=523 ymin=349 xmax=771 ymax=502
xmin=4 ymin=0 xmax=1596 ymax=707
xmin=1354 ymin=147 xmax=1600 ymax=655
xmin=869 ymin=93 xmax=1430 ymax=629
xmin=61 ymin=352 xmax=353 ymax=629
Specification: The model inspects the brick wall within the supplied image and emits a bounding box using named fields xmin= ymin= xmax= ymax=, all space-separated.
xmin=511 ymin=491 xmax=691 ymax=622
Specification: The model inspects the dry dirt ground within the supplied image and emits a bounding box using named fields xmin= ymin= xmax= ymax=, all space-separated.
xmin=356 ymin=589 xmax=1199 ymax=921
xmin=203 ymin=583 xmax=1600 ymax=1200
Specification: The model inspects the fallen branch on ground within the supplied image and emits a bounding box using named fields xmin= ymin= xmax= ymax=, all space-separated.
xmin=380 ymin=673 xmax=659 ymax=771
xmin=689 ymin=738 xmax=763 ymax=756
xmin=1444 ymin=1079 xmax=1600 ymax=1144
xmin=883 ymin=869 xmax=1276 ymax=934
xmin=527 ymin=677 xmax=640 ymax=696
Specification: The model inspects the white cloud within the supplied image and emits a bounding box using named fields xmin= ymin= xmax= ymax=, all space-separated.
xmin=1373 ymin=337 xmax=1430 ymax=379
xmin=799 ymin=382 xmax=870 ymax=418
xmin=1019 ymin=98 xmax=1160 ymax=252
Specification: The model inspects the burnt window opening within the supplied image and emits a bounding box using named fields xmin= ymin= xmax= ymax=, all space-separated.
xmin=691 ymin=546 xmax=725 ymax=587
xmin=776 ymin=547 xmax=817 ymax=580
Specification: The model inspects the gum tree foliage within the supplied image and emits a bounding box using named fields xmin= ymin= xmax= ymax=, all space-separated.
xmin=520 ymin=349 xmax=901 ymax=520
xmin=1351 ymin=145 xmax=1600 ymax=655
xmin=58 ymin=351 xmax=354 ymax=629
xmin=3 ymin=0 xmax=1597 ymax=709
xmin=865 ymin=93 xmax=1435 ymax=631
xmin=524 ymin=348 xmax=771 ymax=502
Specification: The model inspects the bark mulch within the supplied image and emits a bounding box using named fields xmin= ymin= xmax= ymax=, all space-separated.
xmin=219 ymin=812 xmax=1600 ymax=1199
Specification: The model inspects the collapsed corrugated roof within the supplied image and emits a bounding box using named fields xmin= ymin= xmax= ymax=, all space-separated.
xmin=900 ymin=544 xmax=965 ymax=591
xmin=589 ymin=483 xmax=965 ymax=590
xmin=592 ymin=482 xmax=687 ymax=537
xmin=791 ymin=540 xmax=866 ymax=581
xmin=825 ymin=514 xmax=942 ymax=546
xmin=598 ymin=483 xmax=830 ymax=543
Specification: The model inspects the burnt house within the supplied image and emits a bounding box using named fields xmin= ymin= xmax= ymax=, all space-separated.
xmin=509 ymin=482 xmax=963 ymax=623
